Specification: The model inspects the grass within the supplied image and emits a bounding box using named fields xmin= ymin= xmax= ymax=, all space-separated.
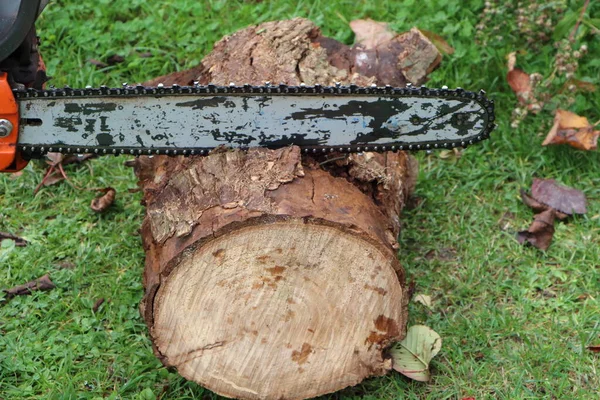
xmin=1 ymin=0 xmax=599 ymax=399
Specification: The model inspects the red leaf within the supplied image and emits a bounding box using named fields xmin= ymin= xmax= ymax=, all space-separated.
xmin=507 ymin=68 xmax=532 ymax=104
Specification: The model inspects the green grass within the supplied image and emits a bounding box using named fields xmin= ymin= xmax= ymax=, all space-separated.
xmin=1 ymin=0 xmax=599 ymax=399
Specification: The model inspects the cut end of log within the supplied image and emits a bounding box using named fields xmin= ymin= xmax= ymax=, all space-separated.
xmin=150 ymin=217 xmax=405 ymax=399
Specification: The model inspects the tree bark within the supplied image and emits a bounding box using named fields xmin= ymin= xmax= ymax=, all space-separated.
xmin=136 ymin=18 xmax=429 ymax=400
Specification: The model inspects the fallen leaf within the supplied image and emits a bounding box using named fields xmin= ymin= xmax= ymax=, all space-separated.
xmin=507 ymin=68 xmax=532 ymax=103
xmin=520 ymin=189 xmax=549 ymax=213
xmin=516 ymin=208 xmax=556 ymax=251
xmin=530 ymin=178 xmax=586 ymax=215
xmin=57 ymin=261 xmax=76 ymax=269
xmin=35 ymin=153 xmax=96 ymax=194
xmin=62 ymin=153 xmax=96 ymax=166
xmin=92 ymin=298 xmax=106 ymax=313
xmin=88 ymin=58 xmax=108 ymax=69
xmin=350 ymin=19 xmax=395 ymax=49
xmin=517 ymin=179 xmax=586 ymax=250
xmin=577 ymin=293 xmax=592 ymax=301
xmin=563 ymin=78 xmax=597 ymax=93
xmin=0 ymin=232 xmax=28 ymax=247
xmin=45 ymin=152 xmax=64 ymax=166
xmin=438 ymin=148 xmax=463 ymax=159
xmin=2 ymin=274 xmax=56 ymax=302
xmin=419 ymin=29 xmax=454 ymax=55
xmin=42 ymin=169 xmax=66 ymax=187
xmin=506 ymin=52 xmax=543 ymax=114
xmin=390 ymin=325 xmax=442 ymax=382
xmin=588 ymin=345 xmax=600 ymax=353
xmin=91 ymin=187 xmax=116 ymax=213
xmin=413 ymin=294 xmax=433 ymax=309
xmin=106 ymin=54 xmax=125 ymax=65
xmin=506 ymin=52 xmax=532 ymax=104
xmin=542 ymin=109 xmax=600 ymax=151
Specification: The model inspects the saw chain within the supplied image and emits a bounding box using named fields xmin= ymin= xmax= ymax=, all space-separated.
xmin=1 ymin=79 xmax=495 ymax=172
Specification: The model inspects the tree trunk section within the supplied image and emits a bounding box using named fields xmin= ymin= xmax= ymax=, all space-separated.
xmin=136 ymin=18 xmax=428 ymax=400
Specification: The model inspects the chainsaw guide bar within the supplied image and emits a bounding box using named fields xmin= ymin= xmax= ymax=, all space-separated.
xmin=13 ymin=83 xmax=495 ymax=157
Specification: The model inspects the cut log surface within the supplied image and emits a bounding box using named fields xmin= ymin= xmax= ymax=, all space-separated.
xmin=137 ymin=18 xmax=426 ymax=400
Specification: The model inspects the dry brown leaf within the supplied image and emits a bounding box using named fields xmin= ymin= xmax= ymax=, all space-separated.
xmin=350 ymin=19 xmax=395 ymax=49
xmin=542 ymin=109 xmax=600 ymax=151
xmin=106 ymin=54 xmax=125 ymax=65
xmin=520 ymin=190 xmax=549 ymax=214
xmin=516 ymin=208 xmax=556 ymax=251
xmin=563 ymin=78 xmax=597 ymax=93
xmin=2 ymin=274 xmax=56 ymax=302
xmin=35 ymin=153 xmax=96 ymax=194
xmin=91 ymin=187 xmax=116 ymax=213
xmin=45 ymin=152 xmax=64 ymax=166
xmin=0 ymin=232 xmax=28 ymax=247
xmin=506 ymin=52 xmax=544 ymax=114
xmin=419 ymin=29 xmax=454 ymax=55
xmin=62 ymin=153 xmax=96 ymax=166
xmin=507 ymin=68 xmax=532 ymax=104
xmin=42 ymin=169 xmax=66 ymax=187
xmin=530 ymin=178 xmax=586 ymax=215
xmin=88 ymin=58 xmax=108 ymax=69
xmin=92 ymin=298 xmax=106 ymax=313
xmin=588 ymin=345 xmax=600 ymax=353
xmin=518 ymin=179 xmax=586 ymax=250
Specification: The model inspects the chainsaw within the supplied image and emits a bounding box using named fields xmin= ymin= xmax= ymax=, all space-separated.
xmin=0 ymin=0 xmax=495 ymax=173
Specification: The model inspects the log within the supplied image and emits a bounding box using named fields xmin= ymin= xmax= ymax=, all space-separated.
xmin=136 ymin=18 xmax=427 ymax=399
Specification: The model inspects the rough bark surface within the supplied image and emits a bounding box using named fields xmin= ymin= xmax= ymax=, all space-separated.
xmin=137 ymin=18 xmax=422 ymax=400
xmin=145 ymin=18 xmax=440 ymax=87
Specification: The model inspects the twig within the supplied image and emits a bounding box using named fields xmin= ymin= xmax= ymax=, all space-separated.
xmin=58 ymin=162 xmax=83 ymax=190
xmin=569 ymin=0 xmax=590 ymax=42
xmin=319 ymin=155 xmax=348 ymax=166
xmin=33 ymin=165 xmax=57 ymax=194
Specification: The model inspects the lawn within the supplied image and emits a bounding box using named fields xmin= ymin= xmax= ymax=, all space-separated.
xmin=1 ymin=0 xmax=599 ymax=399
